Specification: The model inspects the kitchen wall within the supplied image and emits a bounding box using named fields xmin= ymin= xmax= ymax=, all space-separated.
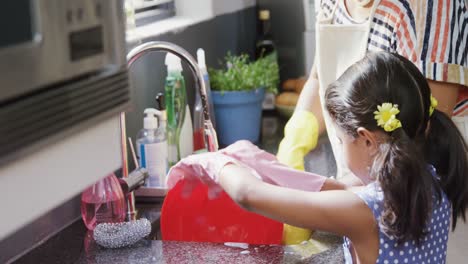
xmin=0 ymin=7 xmax=257 ymax=263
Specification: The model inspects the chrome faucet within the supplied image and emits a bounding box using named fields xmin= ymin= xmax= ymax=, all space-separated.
xmin=121 ymin=41 xmax=219 ymax=220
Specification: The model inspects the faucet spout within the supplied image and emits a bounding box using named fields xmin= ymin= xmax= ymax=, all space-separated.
xmin=126 ymin=41 xmax=218 ymax=153
xmin=120 ymin=41 xmax=219 ymax=220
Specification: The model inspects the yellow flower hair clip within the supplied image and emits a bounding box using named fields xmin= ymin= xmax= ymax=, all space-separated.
xmin=374 ymin=103 xmax=402 ymax=132
xmin=429 ymin=94 xmax=438 ymax=116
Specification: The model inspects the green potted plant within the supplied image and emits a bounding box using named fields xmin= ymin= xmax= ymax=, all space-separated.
xmin=209 ymin=53 xmax=279 ymax=146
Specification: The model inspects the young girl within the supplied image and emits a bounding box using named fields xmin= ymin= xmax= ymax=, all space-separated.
xmin=167 ymin=52 xmax=468 ymax=263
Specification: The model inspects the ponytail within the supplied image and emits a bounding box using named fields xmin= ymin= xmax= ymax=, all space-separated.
xmin=374 ymin=129 xmax=436 ymax=244
xmin=425 ymin=110 xmax=468 ymax=230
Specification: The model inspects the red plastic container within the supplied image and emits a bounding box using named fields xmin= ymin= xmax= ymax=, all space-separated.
xmin=161 ymin=178 xmax=283 ymax=244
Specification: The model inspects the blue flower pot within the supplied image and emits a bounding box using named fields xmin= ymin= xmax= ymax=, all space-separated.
xmin=212 ymin=88 xmax=265 ymax=146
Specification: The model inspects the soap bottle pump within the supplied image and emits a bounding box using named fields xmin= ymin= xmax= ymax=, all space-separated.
xmin=155 ymin=93 xmax=166 ymax=132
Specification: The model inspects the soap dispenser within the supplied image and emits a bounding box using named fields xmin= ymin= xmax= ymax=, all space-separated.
xmin=136 ymin=108 xmax=168 ymax=187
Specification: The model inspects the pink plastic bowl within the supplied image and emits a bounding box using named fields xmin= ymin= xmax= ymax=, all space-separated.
xmin=161 ymin=178 xmax=283 ymax=244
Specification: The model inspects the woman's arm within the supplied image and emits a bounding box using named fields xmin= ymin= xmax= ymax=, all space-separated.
xmin=428 ymin=80 xmax=460 ymax=117
xmin=276 ymin=63 xmax=326 ymax=170
xmin=219 ymin=164 xmax=374 ymax=239
xmin=296 ymin=63 xmax=327 ymax=135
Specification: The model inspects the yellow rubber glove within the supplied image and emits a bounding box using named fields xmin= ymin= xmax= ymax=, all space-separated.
xmin=277 ymin=110 xmax=319 ymax=245
xmin=282 ymin=225 xmax=314 ymax=245
xmin=277 ymin=110 xmax=319 ymax=170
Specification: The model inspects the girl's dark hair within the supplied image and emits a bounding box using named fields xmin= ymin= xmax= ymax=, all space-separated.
xmin=325 ymin=52 xmax=468 ymax=243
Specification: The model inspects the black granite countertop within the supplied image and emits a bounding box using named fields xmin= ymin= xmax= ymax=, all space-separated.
xmin=75 ymin=231 xmax=343 ymax=264
xmin=14 ymin=114 xmax=344 ymax=264
xmin=15 ymin=203 xmax=344 ymax=264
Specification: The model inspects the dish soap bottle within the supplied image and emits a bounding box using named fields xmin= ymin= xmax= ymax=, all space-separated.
xmin=136 ymin=108 xmax=168 ymax=187
xmin=81 ymin=173 xmax=126 ymax=230
xmin=193 ymin=48 xmax=216 ymax=152
xmin=164 ymin=53 xmax=187 ymax=166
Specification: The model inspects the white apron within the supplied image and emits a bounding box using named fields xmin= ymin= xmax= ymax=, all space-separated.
xmin=315 ymin=0 xmax=380 ymax=179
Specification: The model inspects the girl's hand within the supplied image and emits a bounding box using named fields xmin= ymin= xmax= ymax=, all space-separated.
xmin=166 ymin=140 xmax=327 ymax=198
xmin=221 ymin=140 xmax=326 ymax=192
xmin=220 ymin=140 xmax=277 ymax=164
xmin=166 ymin=152 xmax=260 ymax=198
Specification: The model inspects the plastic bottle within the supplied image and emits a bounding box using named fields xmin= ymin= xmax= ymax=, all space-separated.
xmin=180 ymin=104 xmax=193 ymax=158
xmin=81 ymin=173 xmax=126 ymax=230
xmin=136 ymin=108 xmax=168 ymax=187
xmin=193 ymin=48 xmax=216 ymax=152
xmin=164 ymin=53 xmax=189 ymax=166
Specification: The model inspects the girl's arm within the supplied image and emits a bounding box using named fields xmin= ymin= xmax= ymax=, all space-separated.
xmin=319 ymin=175 xmax=364 ymax=191
xmin=219 ymin=164 xmax=375 ymax=239
xmin=337 ymin=174 xmax=365 ymax=188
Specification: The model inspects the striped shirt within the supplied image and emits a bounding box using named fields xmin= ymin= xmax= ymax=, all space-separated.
xmin=320 ymin=0 xmax=468 ymax=115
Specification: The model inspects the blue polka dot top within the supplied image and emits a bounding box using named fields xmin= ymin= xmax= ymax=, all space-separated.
xmin=343 ymin=166 xmax=451 ymax=264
